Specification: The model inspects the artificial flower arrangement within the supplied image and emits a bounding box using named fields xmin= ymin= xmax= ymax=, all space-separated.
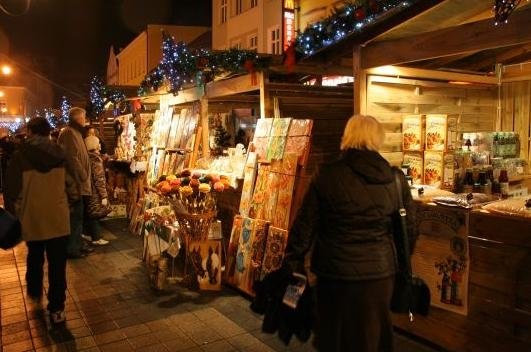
xmin=155 ymin=169 xmax=231 ymax=241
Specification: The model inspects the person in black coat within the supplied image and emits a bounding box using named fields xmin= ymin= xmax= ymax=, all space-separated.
xmin=284 ymin=115 xmax=417 ymax=352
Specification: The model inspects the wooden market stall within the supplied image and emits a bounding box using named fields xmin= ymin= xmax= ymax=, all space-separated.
xmin=299 ymin=0 xmax=531 ymax=350
xmin=127 ymin=69 xmax=354 ymax=292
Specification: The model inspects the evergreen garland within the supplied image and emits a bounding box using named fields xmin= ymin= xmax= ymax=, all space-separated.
xmin=139 ymin=33 xmax=270 ymax=96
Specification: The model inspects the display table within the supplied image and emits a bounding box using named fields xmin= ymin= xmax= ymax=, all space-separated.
xmin=393 ymin=201 xmax=531 ymax=351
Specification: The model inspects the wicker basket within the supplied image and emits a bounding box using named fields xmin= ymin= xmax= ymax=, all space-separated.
xmin=172 ymin=210 xmax=216 ymax=242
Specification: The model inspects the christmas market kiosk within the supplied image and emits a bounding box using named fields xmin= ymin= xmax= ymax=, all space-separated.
xmin=292 ymin=0 xmax=531 ymax=350
xmin=116 ymin=35 xmax=354 ymax=294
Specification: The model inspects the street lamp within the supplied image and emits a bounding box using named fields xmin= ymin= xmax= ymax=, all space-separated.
xmin=0 ymin=90 xmax=4 ymax=97
xmin=1 ymin=65 xmax=12 ymax=75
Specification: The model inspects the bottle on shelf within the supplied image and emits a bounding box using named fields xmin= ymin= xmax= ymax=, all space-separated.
xmin=463 ymin=168 xmax=474 ymax=194
xmin=499 ymin=169 xmax=510 ymax=199
xmin=492 ymin=133 xmax=499 ymax=158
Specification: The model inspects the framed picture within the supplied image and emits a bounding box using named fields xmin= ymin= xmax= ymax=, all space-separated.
xmin=187 ymin=240 xmax=222 ymax=291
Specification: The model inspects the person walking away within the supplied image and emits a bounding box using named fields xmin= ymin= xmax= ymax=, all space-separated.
xmin=58 ymin=107 xmax=92 ymax=258
xmin=4 ymin=117 xmax=70 ymax=324
xmin=83 ymin=135 xmax=110 ymax=245
xmin=284 ymin=115 xmax=417 ymax=352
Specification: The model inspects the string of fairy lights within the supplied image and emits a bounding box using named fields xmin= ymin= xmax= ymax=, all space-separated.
xmin=1 ymin=0 xmax=524 ymax=135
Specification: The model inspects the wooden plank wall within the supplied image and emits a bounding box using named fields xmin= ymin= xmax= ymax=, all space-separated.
xmin=500 ymin=81 xmax=531 ymax=162
xmin=272 ymin=84 xmax=353 ymax=226
xmin=365 ymin=75 xmax=498 ymax=166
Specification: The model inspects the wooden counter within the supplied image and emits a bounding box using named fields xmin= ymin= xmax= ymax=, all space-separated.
xmin=393 ymin=203 xmax=531 ymax=352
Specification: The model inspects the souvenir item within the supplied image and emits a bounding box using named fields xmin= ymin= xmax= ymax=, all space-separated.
xmin=271 ymin=118 xmax=292 ymax=137
xmin=255 ymin=118 xmax=273 ymax=138
xmin=239 ymin=153 xmax=258 ymax=217
xmin=188 ymin=240 xmax=222 ymax=291
xmin=403 ymin=152 xmax=423 ymax=185
xmin=260 ymin=226 xmax=289 ymax=280
xmin=288 ymin=119 xmax=313 ymax=137
xmin=425 ymin=114 xmax=447 ymax=151
xmin=402 ymin=115 xmax=423 ymax=151
xmin=424 ymin=151 xmax=444 ymax=187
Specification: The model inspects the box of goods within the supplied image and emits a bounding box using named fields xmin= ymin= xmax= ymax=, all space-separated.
xmin=446 ymin=116 xmax=459 ymax=151
xmin=442 ymin=153 xmax=456 ymax=191
xmin=425 ymin=114 xmax=447 ymax=151
xmin=402 ymin=115 xmax=423 ymax=151
xmin=424 ymin=151 xmax=444 ymax=188
xmin=403 ymin=152 xmax=423 ymax=185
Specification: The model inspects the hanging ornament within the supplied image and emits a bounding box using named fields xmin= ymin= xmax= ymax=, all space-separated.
xmin=283 ymin=42 xmax=297 ymax=73
xmin=355 ymin=7 xmax=366 ymax=21
xmin=493 ymin=0 xmax=521 ymax=25
xmin=132 ymin=99 xmax=142 ymax=112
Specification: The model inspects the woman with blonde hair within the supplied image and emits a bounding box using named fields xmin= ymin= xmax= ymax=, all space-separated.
xmin=284 ymin=115 xmax=416 ymax=351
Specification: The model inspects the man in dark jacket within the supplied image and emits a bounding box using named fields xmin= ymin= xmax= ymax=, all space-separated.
xmin=58 ymin=107 xmax=92 ymax=258
xmin=285 ymin=115 xmax=417 ymax=352
xmin=5 ymin=117 xmax=70 ymax=324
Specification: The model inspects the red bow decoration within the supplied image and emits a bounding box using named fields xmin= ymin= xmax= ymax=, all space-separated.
xmin=284 ymin=43 xmax=297 ymax=73
xmin=244 ymin=59 xmax=257 ymax=85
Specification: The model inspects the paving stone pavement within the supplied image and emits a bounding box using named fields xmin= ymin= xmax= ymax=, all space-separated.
xmin=0 ymin=219 xmax=440 ymax=352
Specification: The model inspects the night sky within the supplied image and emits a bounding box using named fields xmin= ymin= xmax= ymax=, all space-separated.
xmin=0 ymin=0 xmax=211 ymax=102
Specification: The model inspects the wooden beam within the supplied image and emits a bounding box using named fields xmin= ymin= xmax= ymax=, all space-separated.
xmin=200 ymin=97 xmax=210 ymax=158
xmin=269 ymin=63 xmax=352 ymax=76
xmin=502 ymin=60 xmax=531 ymax=82
xmin=259 ymin=71 xmax=272 ymax=118
xmin=365 ymin=66 xmax=497 ymax=85
xmin=419 ymin=52 xmax=479 ymax=69
xmin=205 ymin=73 xmax=259 ymax=99
xmin=362 ymin=7 xmax=531 ymax=69
xmin=352 ymin=47 xmax=367 ymax=115
xmin=467 ymin=43 xmax=531 ymax=72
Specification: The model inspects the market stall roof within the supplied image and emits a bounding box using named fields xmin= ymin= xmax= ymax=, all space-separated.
xmin=305 ymin=0 xmax=531 ymax=75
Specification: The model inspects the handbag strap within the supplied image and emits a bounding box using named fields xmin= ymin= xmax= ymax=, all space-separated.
xmin=394 ymin=170 xmax=413 ymax=279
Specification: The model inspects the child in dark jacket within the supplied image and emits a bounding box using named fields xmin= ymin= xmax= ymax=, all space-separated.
xmin=83 ymin=135 xmax=110 ymax=246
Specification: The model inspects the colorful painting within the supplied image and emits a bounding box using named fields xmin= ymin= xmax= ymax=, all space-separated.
xmin=288 ymin=119 xmax=313 ymax=137
xmin=172 ymin=112 xmax=185 ymax=150
xmin=260 ymin=227 xmax=289 ymax=280
xmin=249 ymin=165 xmax=270 ymax=220
xmin=254 ymin=118 xmax=273 ymax=138
xmin=225 ymin=216 xmax=243 ymax=283
xmin=167 ymin=113 xmax=180 ymax=149
xmin=188 ymin=239 xmax=222 ymax=291
xmin=271 ymin=118 xmax=292 ymax=137
xmin=245 ymin=219 xmax=269 ymax=293
xmin=263 ymin=171 xmax=280 ymax=222
xmin=413 ymin=204 xmax=470 ymax=315
xmin=285 ymin=136 xmax=310 ymax=166
xmin=266 ymin=136 xmax=287 ymax=161
xmin=253 ymin=137 xmax=269 ymax=161
xmin=239 ymin=153 xmax=258 ymax=217
xmin=233 ymin=217 xmax=256 ymax=288
xmin=273 ymin=173 xmax=296 ymax=229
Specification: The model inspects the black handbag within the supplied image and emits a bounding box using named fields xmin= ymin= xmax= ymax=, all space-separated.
xmin=0 ymin=207 xmax=22 ymax=250
xmin=390 ymin=170 xmax=430 ymax=321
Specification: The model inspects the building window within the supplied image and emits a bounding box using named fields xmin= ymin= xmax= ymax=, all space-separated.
xmin=220 ymin=0 xmax=228 ymax=23
xmin=248 ymin=35 xmax=258 ymax=50
xmin=235 ymin=0 xmax=243 ymax=15
xmin=268 ymin=26 xmax=281 ymax=54
xmin=250 ymin=0 xmax=258 ymax=8
xmin=232 ymin=41 xmax=242 ymax=50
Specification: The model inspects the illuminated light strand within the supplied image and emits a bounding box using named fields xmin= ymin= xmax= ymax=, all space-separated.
xmin=138 ymin=33 xmax=270 ymax=96
xmin=292 ymin=0 xmax=416 ymax=57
